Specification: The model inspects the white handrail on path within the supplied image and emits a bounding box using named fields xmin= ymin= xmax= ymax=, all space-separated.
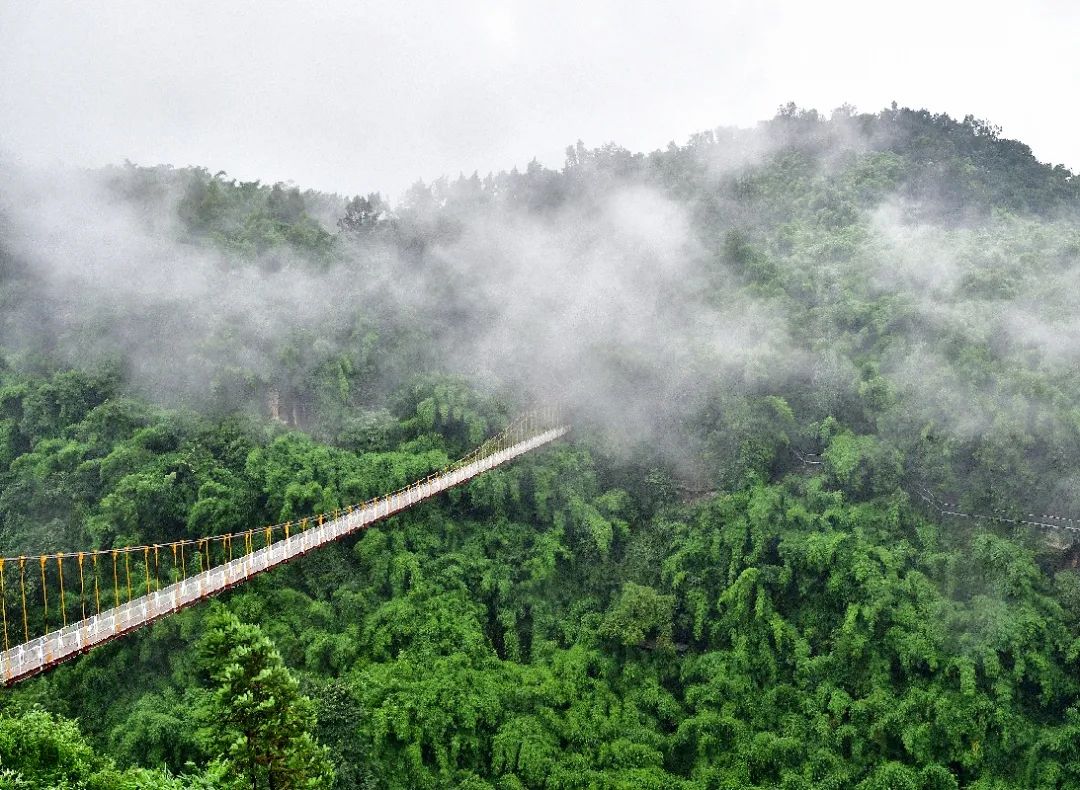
xmin=0 ymin=425 xmax=569 ymax=685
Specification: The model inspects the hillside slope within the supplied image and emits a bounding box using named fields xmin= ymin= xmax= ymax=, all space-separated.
xmin=0 ymin=105 xmax=1079 ymax=788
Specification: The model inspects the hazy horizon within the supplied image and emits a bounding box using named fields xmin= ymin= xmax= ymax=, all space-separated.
xmin=2 ymin=1 xmax=1077 ymax=199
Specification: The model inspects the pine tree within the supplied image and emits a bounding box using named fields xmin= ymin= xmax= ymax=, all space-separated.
xmin=196 ymin=606 xmax=334 ymax=790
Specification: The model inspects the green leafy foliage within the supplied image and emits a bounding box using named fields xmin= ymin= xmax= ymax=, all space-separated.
xmin=1 ymin=104 xmax=1080 ymax=787
xmin=0 ymin=706 xmax=196 ymax=789
xmin=196 ymin=607 xmax=334 ymax=790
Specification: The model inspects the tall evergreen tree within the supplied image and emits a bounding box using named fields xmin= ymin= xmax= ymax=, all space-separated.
xmin=196 ymin=606 xmax=334 ymax=790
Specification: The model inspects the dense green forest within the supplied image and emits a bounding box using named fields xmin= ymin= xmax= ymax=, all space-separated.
xmin=1 ymin=104 xmax=1080 ymax=788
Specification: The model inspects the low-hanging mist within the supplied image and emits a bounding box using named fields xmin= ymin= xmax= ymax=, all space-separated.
xmin=1 ymin=103 xmax=1079 ymax=507
xmin=7 ymin=105 xmax=1080 ymax=789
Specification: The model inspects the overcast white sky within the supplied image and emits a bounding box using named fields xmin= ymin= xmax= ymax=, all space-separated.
xmin=1 ymin=1 xmax=1077 ymax=200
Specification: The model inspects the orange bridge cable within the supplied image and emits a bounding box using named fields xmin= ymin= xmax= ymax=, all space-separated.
xmin=77 ymin=553 xmax=86 ymax=620
xmin=57 ymin=555 xmax=66 ymax=629
xmin=92 ymin=553 xmax=101 ymax=616
xmin=112 ymin=551 xmax=120 ymax=608
xmin=18 ymin=558 xmax=28 ymax=642
xmin=0 ymin=558 xmax=8 ymax=652
xmin=0 ymin=420 xmax=564 ymax=654
xmin=143 ymin=547 xmax=151 ymax=596
xmin=39 ymin=556 xmax=47 ymax=635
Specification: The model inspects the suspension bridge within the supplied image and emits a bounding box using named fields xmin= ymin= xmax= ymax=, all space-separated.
xmin=0 ymin=409 xmax=569 ymax=686
xmin=793 ymin=448 xmax=1080 ymax=543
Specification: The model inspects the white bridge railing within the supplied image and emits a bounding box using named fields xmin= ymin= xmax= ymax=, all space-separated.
xmin=1 ymin=425 xmax=569 ymax=685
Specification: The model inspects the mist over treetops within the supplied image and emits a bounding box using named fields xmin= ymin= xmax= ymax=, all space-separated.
xmin=1 ymin=105 xmax=1080 ymax=789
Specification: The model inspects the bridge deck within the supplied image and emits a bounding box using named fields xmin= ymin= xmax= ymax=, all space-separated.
xmin=1 ymin=425 xmax=569 ymax=685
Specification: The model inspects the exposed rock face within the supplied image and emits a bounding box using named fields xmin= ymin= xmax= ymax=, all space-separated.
xmin=268 ymin=388 xmax=282 ymax=423
xmin=267 ymin=387 xmax=313 ymax=427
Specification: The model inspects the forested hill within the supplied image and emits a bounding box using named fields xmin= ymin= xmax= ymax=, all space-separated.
xmin=1 ymin=105 xmax=1080 ymax=788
